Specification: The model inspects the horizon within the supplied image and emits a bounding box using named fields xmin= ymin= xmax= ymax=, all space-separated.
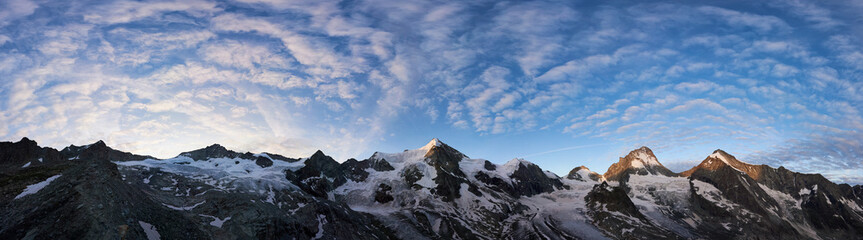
xmin=5 ymin=136 xmax=853 ymax=184
xmin=1 ymin=0 xmax=862 ymax=185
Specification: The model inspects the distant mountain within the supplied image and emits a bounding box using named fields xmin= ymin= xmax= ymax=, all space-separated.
xmin=1 ymin=137 xmax=861 ymax=239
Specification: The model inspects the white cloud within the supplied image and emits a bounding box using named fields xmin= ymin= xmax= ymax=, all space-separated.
xmin=489 ymin=1 xmax=579 ymax=76
xmin=674 ymin=81 xmax=719 ymax=94
xmin=769 ymin=0 xmax=843 ymax=30
xmin=536 ymin=54 xmax=616 ymax=83
xmin=0 ymin=0 xmax=38 ymax=27
xmin=698 ymin=6 xmax=791 ymax=33
xmin=83 ymin=0 xmax=219 ymax=24
xmin=210 ymin=13 xmax=362 ymax=78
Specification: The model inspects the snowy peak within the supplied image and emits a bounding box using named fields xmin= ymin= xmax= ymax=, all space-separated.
xmin=626 ymin=146 xmax=663 ymax=168
xmin=681 ymin=149 xmax=763 ymax=179
xmin=421 ymin=138 xmax=443 ymax=151
xmin=421 ymin=138 xmax=467 ymax=160
xmin=603 ymin=146 xmax=676 ymax=182
xmin=567 ymin=166 xmax=602 ymax=182
xmin=502 ymin=158 xmax=531 ymax=170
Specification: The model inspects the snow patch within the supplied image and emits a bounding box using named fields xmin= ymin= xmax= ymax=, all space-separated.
xmin=840 ymin=198 xmax=863 ymax=212
xmin=313 ymin=214 xmax=327 ymax=239
xmin=799 ymin=186 xmax=815 ymax=196
xmin=115 ymin=156 xmax=304 ymax=193
xmin=15 ymin=174 xmax=62 ymax=200
xmin=543 ymin=170 xmax=559 ymax=179
xmin=163 ymin=200 xmax=206 ymax=211
xmin=708 ymin=152 xmax=731 ymax=165
xmin=21 ymin=162 xmax=31 ymax=168
xmin=200 ymin=214 xmax=231 ymax=228
xmin=138 ymin=221 xmax=161 ymax=240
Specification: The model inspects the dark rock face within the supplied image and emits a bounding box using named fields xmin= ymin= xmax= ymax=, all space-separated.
xmin=423 ymin=142 xmax=482 ymax=201
xmin=0 ymin=140 xmax=209 ymax=240
xmin=509 ymin=161 xmax=566 ymax=197
xmin=681 ymin=150 xmax=863 ymax=239
xmin=474 ymin=171 xmax=515 ymax=196
xmin=402 ymin=165 xmax=424 ymax=190
xmin=181 ymin=144 xmax=243 ymax=160
xmin=340 ymin=158 xmax=370 ymax=182
xmin=585 ymin=182 xmax=681 ymax=239
xmin=287 ymin=150 xmax=346 ymax=198
xmin=0 ymin=138 xmax=61 ymax=169
xmin=483 ymin=160 xmax=496 ymax=171
xmin=341 ymin=157 xmax=395 ymax=182
xmin=255 ymin=156 xmax=273 ymax=168
xmin=374 ymin=184 xmax=394 ymax=203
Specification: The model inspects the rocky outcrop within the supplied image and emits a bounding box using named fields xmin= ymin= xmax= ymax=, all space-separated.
xmin=508 ymin=160 xmax=567 ymax=197
xmin=286 ymin=150 xmax=346 ymax=198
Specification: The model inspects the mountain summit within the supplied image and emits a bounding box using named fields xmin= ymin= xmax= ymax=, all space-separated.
xmin=603 ymin=146 xmax=676 ymax=182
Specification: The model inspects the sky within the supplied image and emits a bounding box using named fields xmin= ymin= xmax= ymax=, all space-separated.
xmin=1 ymin=0 xmax=862 ymax=184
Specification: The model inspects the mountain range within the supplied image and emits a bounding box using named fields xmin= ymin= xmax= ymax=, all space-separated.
xmin=1 ymin=137 xmax=862 ymax=239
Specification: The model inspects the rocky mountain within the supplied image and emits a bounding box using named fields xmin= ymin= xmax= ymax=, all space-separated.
xmin=603 ymin=146 xmax=676 ymax=182
xmin=1 ymin=137 xmax=862 ymax=239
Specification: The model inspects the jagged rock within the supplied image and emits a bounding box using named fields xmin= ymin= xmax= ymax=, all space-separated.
xmin=0 ymin=138 xmax=63 ymax=171
xmin=180 ymin=144 xmax=248 ymax=161
xmin=255 ymin=156 xmax=273 ymax=168
xmin=508 ymin=160 xmax=566 ymax=197
xmin=288 ymin=150 xmax=346 ymax=198
xmin=374 ymin=184 xmax=394 ymax=203
xmin=402 ymin=165 xmax=424 ymax=190
xmin=483 ymin=160 xmax=496 ymax=171
xmin=341 ymin=157 xmax=396 ymax=182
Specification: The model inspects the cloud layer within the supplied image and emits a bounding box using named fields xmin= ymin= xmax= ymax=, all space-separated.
xmin=1 ymin=0 xmax=861 ymax=184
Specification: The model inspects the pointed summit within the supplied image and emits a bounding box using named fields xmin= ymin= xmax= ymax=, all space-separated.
xmin=91 ymin=140 xmax=107 ymax=149
xmin=603 ymin=146 xmax=676 ymax=182
xmin=180 ymin=143 xmax=242 ymax=161
xmin=420 ymin=138 xmax=443 ymax=152
xmin=681 ymin=149 xmax=763 ymax=179
xmin=18 ymin=137 xmax=35 ymax=144
xmin=205 ymin=143 xmax=227 ymax=151
xmin=310 ymin=150 xmax=329 ymax=160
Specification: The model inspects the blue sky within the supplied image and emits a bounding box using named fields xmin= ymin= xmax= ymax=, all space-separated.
xmin=1 ymin=0 xmax=862 ymax=184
